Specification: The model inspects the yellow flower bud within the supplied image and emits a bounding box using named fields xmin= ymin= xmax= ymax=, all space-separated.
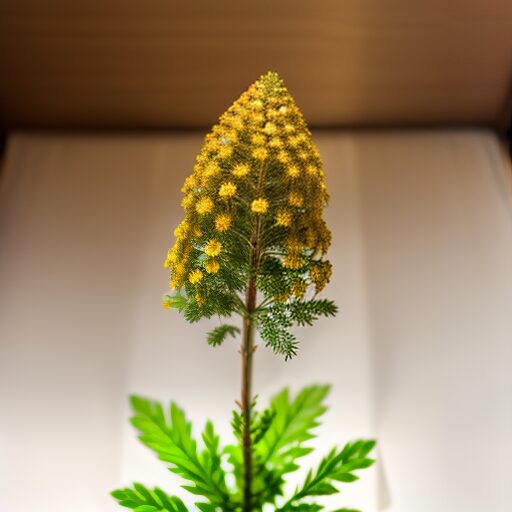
xmin=196 ymin=197 xmax=214 ymax=214
xmin=287 ymin=165 xmax=300 ymax=178
xmin=205 ymin=239 xmax=222 ymax=257
xmin=204 ymin=259 xmax=220 ymax=274
xmin=251 ymin=134 xmax=266 ymax=145
xmin=215 ymin=214 xmax=232 ymax=232
xmin=275 ymin=209 xmax=292 ymax=227
xmin=288 ymin=191 xmax=304 ymax=208
xmin=232 ymin=163 xmax=250 ymax=177
xmin=188 ymin=268 xmax=203 ymax=284
xmin=252 ymin=147 xmax=268 ymax=160
xmin=219 ymin=182 xmax=237 ymax=198
xmin=218 ymin=145 xmax=233 ymax=159
xmin=251 ymin=198 xmax=269 ymax=214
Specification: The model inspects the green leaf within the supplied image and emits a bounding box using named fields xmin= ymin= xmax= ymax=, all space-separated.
xmin=163 ymin=293 xmax=187 ymax=312
xmin=129 ymin=396 xmax=231 ymax=508
xmin=258 ymin=305 xmax=298 ymax=359
xmin=288 ymin=299 xmax=338 ymax=326
xmin=279 ymin=439 xmax=376 ymax=509
xmin=255 ymin=385 xmax=330 ymax=474
xmin=207 ymin=324 xmax=240 ymax=347
xmin=111 ymin=484 xmax=189 ymax=512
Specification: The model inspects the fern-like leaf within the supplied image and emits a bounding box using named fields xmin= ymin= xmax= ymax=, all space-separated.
xmin=258 ymin=304 xmax=298 ymax=360
xmin=111 ymin=483 xmax=189 ymax=511
xmin=207 ymin=324 xmax=240 ymax=347
xmin=288 ymin=299 xmax=338 ymax=326
xmin=279 ymin=440 xmax=376 ymax=510
xmin=255 ymin=385 xmax=329 ymax=476
xmin=129 ymin=396 xmax=231 ymax=508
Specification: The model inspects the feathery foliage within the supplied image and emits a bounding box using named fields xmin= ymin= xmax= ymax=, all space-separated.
xmin=207 ymin=324 xmax=241 ymax=347
xmin=111 ymin=484 xmax=189 ymax=512
xmin=129 ymin=396 xmax=232 ymax=508
xmin=115 ymin=387 xmax=374 ymax=511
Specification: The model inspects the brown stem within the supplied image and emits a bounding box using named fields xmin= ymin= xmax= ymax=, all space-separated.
xmin=241 ymin=158 xmax=266 ymax=512
xmin=241 ymin=219 xmax=261 ymax=512
xmin=241 ymin=280 xmax=256 ymax=512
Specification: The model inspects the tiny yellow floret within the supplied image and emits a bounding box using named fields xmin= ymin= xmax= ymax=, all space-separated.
xmin=251 ymin=112 xmax=265 ymax=124
xmin=287 ymin=165 xmax=300 ymax=178
xmin=232 ymin=163 xmax=250 ymax=177
xmin=283 ymin=254 xmax=302 ymax=269
xmin=251 ymin=198 xmax=269 ymax=214
xmin=196 ymin=196 xmax=214 ymax=215
xmin=310 ymin=261 xmax=333 ymax=292
xmin=205 ymin=259 xmax=220 ymax=274
xmin=205 ymin=239 xmax=222 ymax=257
xmin=251 ymin=134 xmax=266 ymax=145
xmin=288 ymin=191 xmax=304 ymax=207
xmin=181 ymin=193 xmax=194 ymax=209
xmin=215 ymin=213 xmax=232 ymax=232
xmin=263 ymin=122 xmax=277 ymax=135
xmin=269 ymin=137 xmax=283 ymax=148
xmin=277 ymin=151 xmax=291 ymax=164
xmin=252 ymin=147 xmax=268 ymax=160
xmin=204 ymin=162 xmax=220 ymax=176
xmin=218 ymin=146 xmax=233 ymax=159
xmin=164 ymin=248 xmax=177 ymax=268
xmin=291 ymin=280 xmax=307 ymax=298
xmin=230 ymin=116 xmax=244 ymax=130
xmin=181 ymin=175 xmax=196 ymax=193
xmin=174 ymin=221 xmax=189 ymax=239
xmin=275 ymin=209 xmax=292 ymax=227
xmin=219 ymin=182 xmax=237 ymax=198
xmin=188 ymin=268 xmax=203 ymax=284
xmin=306 ymin=164 xmax=318 ymax=176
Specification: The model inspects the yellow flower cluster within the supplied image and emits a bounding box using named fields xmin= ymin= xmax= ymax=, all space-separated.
xmin=310 ymin=261 xmax=333 ymax=293
xmin=164 ymin=71 xmax=332 ymax=307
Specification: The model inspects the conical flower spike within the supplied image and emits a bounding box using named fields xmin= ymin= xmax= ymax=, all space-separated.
xmin=163 ymin=71 xmax=336 ymax=358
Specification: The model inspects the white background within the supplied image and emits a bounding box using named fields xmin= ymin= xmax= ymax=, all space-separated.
xmin=1 ymin=130 xmax=511 ymax=511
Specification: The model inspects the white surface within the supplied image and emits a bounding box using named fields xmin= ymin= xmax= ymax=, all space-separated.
xmin=0 ymin=130 xmax=511 ymax=511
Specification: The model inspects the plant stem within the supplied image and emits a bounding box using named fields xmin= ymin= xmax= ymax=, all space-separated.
xmin=241 ymin=219 xmax=261 ymax=512
xmin=241 ymin=279 xmax=256 ymax=512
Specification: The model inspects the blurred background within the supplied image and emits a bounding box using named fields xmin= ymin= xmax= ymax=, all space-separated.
xmin=1 ymin=2 xmax=512 ymax=512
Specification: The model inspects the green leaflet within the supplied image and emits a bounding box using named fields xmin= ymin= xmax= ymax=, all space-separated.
xmin=279 ymin=441 xmax=376 ymax=510
xmin=207 ymin=324 xmax=241 ymax=347
xmin=257 ymin=299 xmax=338 ymax=360
xmin=255 ymin=385 xmax=330 ymax=473
xmin=129 ymin=396 xmax=231 ymax=509
xmin=111 ymin=483 xmax=188 ymax=512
